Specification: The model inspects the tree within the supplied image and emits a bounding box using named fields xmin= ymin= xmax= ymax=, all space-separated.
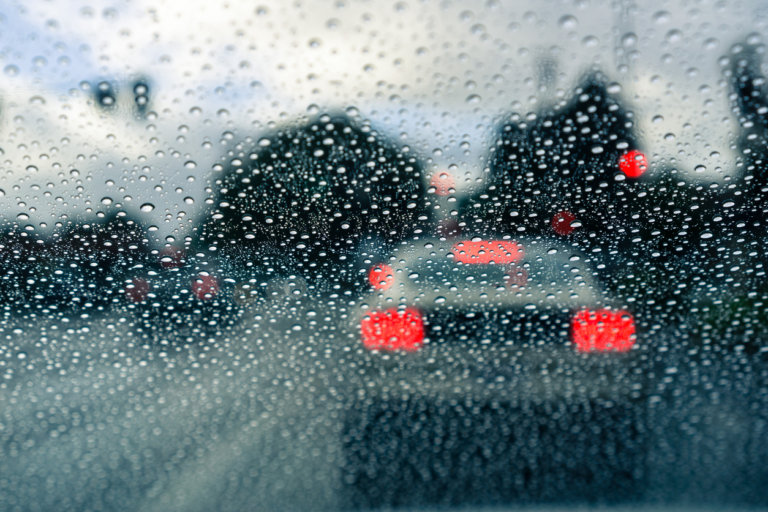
xmin=197 ymin=113 xmax=430 ymax=267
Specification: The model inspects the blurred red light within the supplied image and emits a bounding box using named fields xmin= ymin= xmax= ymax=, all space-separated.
xmin=125 ymin=278 xmax=150 ymax=303
xmin=192 ymin=274 xmax=219 ymax=300
xmin=360 ymin=308 xmax=424 ymax=352
xmin=430 ymin=171 xmax=456 ymax=197
xmin=551 ymin=210 xmax=576 ymax=236
xmin=368 ymin=264 xmax=395 ymax=290
xmin=452 ymin=240 xmax=523 ymax=264
xmin=571 ymin=309 xmax=636 ymax=352
xmin=618 ymin=150 xmax=648 ymax=178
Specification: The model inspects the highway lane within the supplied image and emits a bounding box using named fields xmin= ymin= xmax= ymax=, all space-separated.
xmin=1 ymin=299 xmax=767 ymax=510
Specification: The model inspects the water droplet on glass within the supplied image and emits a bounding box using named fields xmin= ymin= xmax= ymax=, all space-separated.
xmin=558 ymin=15 xmax=577 ymax=29
xmin=621 ymin=33 xmax=638 ymax=47
xmin=653 ymin=10 xmax=671 ymax=23
xmin=140 ymin=203 xmax=155 ymax=212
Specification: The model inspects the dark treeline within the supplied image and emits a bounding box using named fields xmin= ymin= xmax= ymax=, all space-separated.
xmin=459 ymin=47 xmax=768 ymax=317
xmin=196 ymin=112 xmax=431 ymax=290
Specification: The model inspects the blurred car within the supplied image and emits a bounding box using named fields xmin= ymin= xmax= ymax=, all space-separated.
xmin=340 ymin=234 xmax=647 ymax=507
xmin=121 ymin=249 xmax=245 ymax=338
xmin=45 ymin=214 xmax=151 ymax=311
xmin=0 ymin=214 xmax=151 ymax=315
xmin=120 ymin=244 xmax=318 ymax=339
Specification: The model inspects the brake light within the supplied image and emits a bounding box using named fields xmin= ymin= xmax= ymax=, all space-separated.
xmin=451 ymin=240 xmax=523 ymax=265
xmin=551 ymin=210 xmax=576 ymax=236
xmin=125 ymin=278 xmax=150 ymax=303
xmin=430 ymin=171 xmax=456 ymax=197
xmin=571 ymin=309 xmax=636 ymax=352
xmin=618 ymin=150 xmax=648 ymax=178
xmin=192 ymin=273 xmax=219 ymax=300
xmin=368 ymin=263 xmax=395 ymax=290
xmin=360 ymin=307 xmax=424 ymax=352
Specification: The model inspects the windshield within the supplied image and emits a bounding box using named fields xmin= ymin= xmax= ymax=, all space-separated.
xmin=2 ymin=1 xmax=768 ymax=510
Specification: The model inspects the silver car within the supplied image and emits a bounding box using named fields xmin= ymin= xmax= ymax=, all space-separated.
xmin=342 ymin=235 xmax=647 ymax=507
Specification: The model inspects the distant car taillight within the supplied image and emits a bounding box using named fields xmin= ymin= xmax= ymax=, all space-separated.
xmin=192 ymin=273 xmax=219 ymax=300
xmin=360 ymin=307 xmax=424 ymax=352
xmin=551 ymin=210 xmax=576 ymax=236
xmin=618 ymin=150 xmax=648 ymax=178
xmin=430 ymin=171 xmax=456 ymax=197
xmin=571 ymin=309 xmax=636 ymax=352
xmin=368 ymin=263 xmax=395 ymax=290
xmin=451 ymin=240 xmax=523 ymax=265
xmin=125 ymin=278 xmax=150 ymax=303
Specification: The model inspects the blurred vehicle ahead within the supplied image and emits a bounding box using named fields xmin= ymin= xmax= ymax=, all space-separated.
xmin=341 ymin=235 xmax=647 ymax=508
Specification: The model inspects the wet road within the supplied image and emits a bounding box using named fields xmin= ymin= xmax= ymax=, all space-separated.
xmin=0 ymin=299 xmax=767 ymax=511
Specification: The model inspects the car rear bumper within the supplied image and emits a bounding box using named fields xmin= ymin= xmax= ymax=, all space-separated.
xmin=340 ymin=393 xmax=648 ymax=508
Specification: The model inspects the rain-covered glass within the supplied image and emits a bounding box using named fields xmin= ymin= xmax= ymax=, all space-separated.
xmin=1 ymin=1 xmax=768 ymax=510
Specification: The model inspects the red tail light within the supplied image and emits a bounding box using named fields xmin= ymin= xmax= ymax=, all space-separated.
xmin=430 ymin=171 xmax=456 ymax=197
xmin=192 ymin=273 xmax=219 ymax=300
xmin=571 ymin=309 xmax=636 ymax=352
xmin=360 ymin=308 xmax=424 ymax=352
xmin=368 ymin=263 xmax=395 ymax=290
xmin=125 ymin=278 xmax=150 ymax=303
xmin=551 ymin=210 xmax=576 ymax=236
xmin=618 ymin=150 xmax=648 ymax=178
xmin=451 ymin=240 xmax=523 ymax=265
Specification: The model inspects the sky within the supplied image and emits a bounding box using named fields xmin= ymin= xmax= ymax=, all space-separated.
xmin=0 ymin=0 xmax=766 ymax=242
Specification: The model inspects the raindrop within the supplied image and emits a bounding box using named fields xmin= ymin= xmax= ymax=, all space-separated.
xmin=466 ymin=94 xmax=481 ymax=104
xmin=621 ymin=33 xmax=638 ymax=47
xmin=558 ymin=15 xmax=577 ymax=29
xmin=140 ymin=203 xmax=155 ymax=212
xmin=653 ymin=10 xmax=671 ymax=23
xmin=666 ymin=29 xmax=683 ymax=43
